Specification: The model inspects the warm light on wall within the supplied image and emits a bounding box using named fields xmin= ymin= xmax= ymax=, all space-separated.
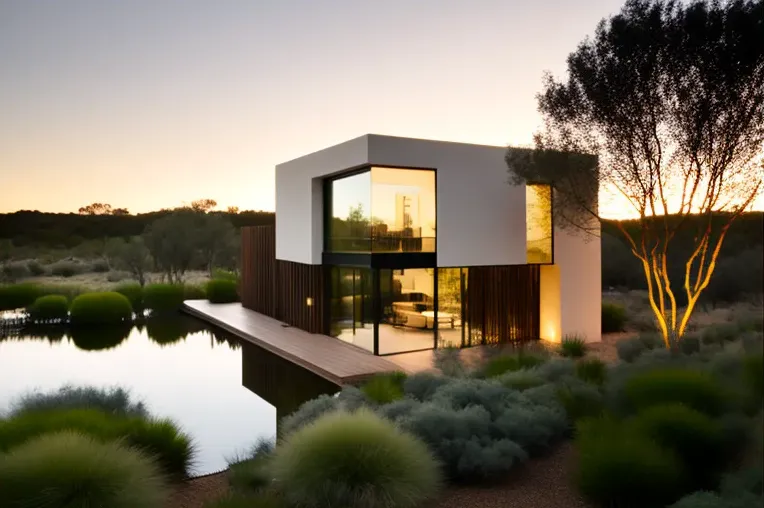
xmin=306 ymin=297 xmax=313 ymax=307
xmin=543 ymin=322 xmax=559 ymax=343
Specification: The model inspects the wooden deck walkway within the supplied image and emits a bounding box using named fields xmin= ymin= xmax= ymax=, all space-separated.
xmin=183 ymin=301 xmax=402 ymax=385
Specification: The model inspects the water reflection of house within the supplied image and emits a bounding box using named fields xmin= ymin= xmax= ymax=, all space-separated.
xmin=240 ymin=134 xmax=601 ymax=356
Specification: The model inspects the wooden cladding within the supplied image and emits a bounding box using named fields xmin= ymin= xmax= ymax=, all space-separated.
xmin=240 ymin=226 xmax=326 ymax=334
xmin=240 ymin=226 xmax=276 ymax=316
xmin=275 ymin=260 xmax=326 ymax=334
xmin=465 ymin=265 xmax=540 ymax=345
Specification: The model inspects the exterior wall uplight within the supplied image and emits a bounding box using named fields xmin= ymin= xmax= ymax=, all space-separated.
xmin=306 ymin=297 xmax=313 ymax=307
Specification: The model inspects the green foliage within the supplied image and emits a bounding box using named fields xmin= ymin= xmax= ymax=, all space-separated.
xmin=0 ymin=408 xmax=194 ymax=479
xmin=26 ymin=259 xmax=46 ymax=276
xmin=91 ymin=258 xmax=110 ymax=273
xmin=183 ymin=283 xmax=207 ymax=300
xmin=143 ymin=283 xmax=185 ymax=314
xmin=476 ymin=351 xmax=547 ymax=378
xmin=212 ymin=268 xmax=239 ymax=282
xmin=742 ymin=354 xmax=763 ymax=407
xmin=272 ymin=409 xmax=441 ymax=508
xmin=1 ymin=260 xmax=30 ymax=282
xmin=403 ymin=372 xmax=451 ymax=401
xmin=498 ymin=370 xmax=547 ymax=391
xmin=361 ymin=372 xmax=407 ymax=404
xmin=115 ymin=282 xmax=144 ymax=311
xmin=143 ymin=210 xmax=201 ymax=284
xmin=557 ymin=382 xmax=605 ymax=423
xmin=560 ymin=335 xmax=588 ymax=358
xmin=703 ymin=323 xmax=741 ymax=345
xmin=622 ymin=368 xmax=729 ymax=417
xmin=576 ymin=417 xmax=686 ymax=508
xmin=49 ymin=259 xmax=84 ymax=277
xmin=0 ymin=283 xmax=40 ymax=311
xmin=616 ymin=332 xmax=664 ymax=362
xmin=227 ymin=439 xmax=275 ymax=495
xmin=602 ymin=302 xmax=627 ymax=333
xmin=26 ymin=294 xmax=69 ymax=322
xmin=680 ymin=334 xmax=702 ymax=355
xmin=0 ymin=431 xmax=168 ymax=508
xmin=576 ymin=358 xmax=607 ymax=386
xmin=70 ymin=324 xmax=132 ymax=351
xmin=632 ymin=404 xmax=726 ymax=488
xmin=108 ymin=236 xmax=152 ymax=286
xmin=9 ymin=385 xmax=148 ymax=418
xmin=69 ymin=291 xmax=133 ymax=325
xmin=206 ymin=278 xmax=239 ymax=303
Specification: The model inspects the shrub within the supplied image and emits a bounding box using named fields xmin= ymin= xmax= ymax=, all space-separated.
xmin=9 ymin=385 xmax=148 ymax=418
xmin=0 ymin=431 xmax=168 ymax=508
xmin=499 ymin=370 xmax=546 ymax=391
xmin=227 ymin=439 xmax=275 ymax=494
xmin=557 ymin=382 xmax=605 ymax=423
xmin=742 ymin=354 xmax=763 ymax=407
xmin=476 ymin=352 xmax=546 ymax=379
xmin=361 ymin=372 xmax=407 ymax=404
xmin=602 ymin=302 xmax=627 ymax=333
xmin=0 ymin=408 xmax=194 ymax=479
xmin=107 ymin=270 xmax=130 ymax=282
xmin=91 ymin=258 xmax=110 ymax=273
xmin=576 ymin=418 xmax=686 ymax=507
xmin=576 ymin=358 xmax=607 ymax=386
xmin=616 ymin=333 xmax=664 ymax=362
xmin=632 ymin=404 xmax=726 ymax=488
xmin=70 ymin=324 xmax=132 ymax=351
xmin=49 ymin=259 xmax=83 ymax=277
xmin=26 ymin=294 xmax=69 ymax=322
xmin=432 ymin=378 xmax=523 ymax=419
xmin=403 ymin=372 xmax=451 ymax=401
xmin=271 ymin=409 xmax=441 ymax=508
xmin=396 ymin=403 xmax=527 ymax=482
xmin=702 ymin=323 xmax=740 ymax=345
xmin=26 ymin=259 xmax=46 ymax=276
xmin=560 ymin=335 xmax=588 ymax=358
xmin=183 ymin=283 xmax=207 ymax=300
xmin=115 ymin=282 xmax=144 ymax=312
xmin=146 ymin=317 xmax=190 ymax=346
xmin=206 ymin=279 xmax=239 ymax=303
xmin=212 ymin=268 xmax=239 ymax=282
xmin=680 ymin=334 xmax=702 ymax=355
xmin=493 ymin=404 xmax=568 ymax=454
xmin=69 ymin=292 xmax=133 ymax=326
xmin=1 ymin=260 xmax=31 ymax=282
xmin=0 ymin=283 xmax=40 ymax=311
xmin=279 ymin=394 xmax=341 ymax=438
xmin=623 ymin=368 xmax=729 ymax=417
xmin=143 ymin=283 xmax=185 ymax=314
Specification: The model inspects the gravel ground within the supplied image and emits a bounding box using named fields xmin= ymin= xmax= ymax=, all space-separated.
xmin=166 ymin=442 xmax=591 ymax=508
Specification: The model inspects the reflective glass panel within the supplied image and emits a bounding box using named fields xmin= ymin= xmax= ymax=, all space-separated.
xmin=526 ymin=184 xmax=553 ymax=263
xmin=378 ymin=268 xmax=436 ymax=354
xmin=327 ymin=171 xmax=371 ymax=252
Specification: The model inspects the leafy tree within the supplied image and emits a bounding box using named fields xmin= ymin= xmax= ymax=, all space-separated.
xmin=226 ymin=206 xmax=240 ymax=214
xmin=507 ymin=0 xmax=764 ymax=348
xmin=143 ymin=210 xmax=201 ymax=284
xmin=111 ymin=208 xmax=130 ymax=216
xmin=108 ymin=237 xmax=152 ymax=286
xmin=197 ymin=213 xmax=237 ymax=276
xmin=190 ymin=199 xmax=217 ymax=213
xmin=77 ymin=203 xmax=113 ymax=215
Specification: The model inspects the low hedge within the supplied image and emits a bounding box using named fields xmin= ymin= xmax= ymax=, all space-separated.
xmin=69 ymin=292 xmax=133 ymax=326
xmin=27 ymin=295 xmax=69 ymax=323
xmin=0 ymin=283 xmax=41 ymax=311
xmin=0 ymin=431 xmax=168 ymax=508
xmin=143 ymin=284 xmax=185 ymax=315
xmin=602 ymin=302 xmax=627 ymax=333
xmin=206 ymin=279 xmax=239 ymax=304
xmin=0 ymin=408 xmax=194 ymax=480
xmin=115 ymin=282 xmax=144 ymax=313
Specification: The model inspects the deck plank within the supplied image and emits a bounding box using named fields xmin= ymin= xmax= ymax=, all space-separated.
xmin=183 ymin=301 xmax=401 ymax=384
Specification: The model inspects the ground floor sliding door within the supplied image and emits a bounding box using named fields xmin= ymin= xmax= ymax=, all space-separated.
xmin=327 ymin=265 xmax=540 ymax=355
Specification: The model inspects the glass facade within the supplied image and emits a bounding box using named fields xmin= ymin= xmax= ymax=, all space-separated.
xmin=328 ymin=266 xmax=374 ymax=352
xmin=526 ymin=184 xmax=553 ymax=264
xmin=326 ymin=167 xmax=435 ymax=253
xmin=378 ymin=268 xmax=436 ymax=355
xmin=436 ymin=268 xmax=467 ymax=348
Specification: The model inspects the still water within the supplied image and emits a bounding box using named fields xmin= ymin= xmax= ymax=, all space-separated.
xmin=0 ymin=316 xmax=339 ymax=475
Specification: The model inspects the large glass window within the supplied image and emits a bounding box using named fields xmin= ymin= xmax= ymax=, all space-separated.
xmin=378 ymin=268 xmax=435 ymax=354
xmin=370 ymin=168 xmax=436 ymax=252
xmin=327 ymin=172 xmax=371 ymax=252
xmin=325 ymin=168 xmax=435 ymax=253
xmin=526 ymin=184 xmax=553 ymax=264
xmin=328 ymin=266 xmax=374 ymax=352
xmin=436 ymin=268 xmax=467 ymax=348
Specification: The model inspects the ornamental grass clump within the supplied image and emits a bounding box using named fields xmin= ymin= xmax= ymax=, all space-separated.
xmin=26 ymin=294 xmax=69 ymax=323
xmin=271 ymin=409 xmax=441 ymax=508
xmin=576 ymin=358 xmax=607 ymax=386
xmin=226 ymin=439 xmax=275 ymax=495
xmin=115 ymin=282 xmax=144 ymax=312
xmin=560 ymin=335 xmax=588 ymax=358
xmin=69 ymin=292 xmax=133 ymax=326
xmin=475 ymin=352 xmax=547 ymax=379
xmin=602 ymin=302 xmax=627 ymax=333
xmin=361 ymin=371 xmax=407 ymax=404
xmin=9 ymin=385 xmax=148 ymax=418
xmin=0 ymin=431 xmax=168 ymax=508
xmin=622 ymin=368 xmax=729 ymax=417
xmin=0 ymin=408 xmax=194 ymax=479
xmin=206 ymin=279 xmax=239 ymax=303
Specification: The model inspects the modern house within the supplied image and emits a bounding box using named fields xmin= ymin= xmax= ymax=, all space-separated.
xmin=240 ymin=134 xmax=601 ymax=356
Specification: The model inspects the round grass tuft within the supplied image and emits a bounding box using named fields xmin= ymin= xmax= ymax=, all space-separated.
xmin=69 ymin=291 xmax=133 ymax=326
xmin=0 ymin=431 xmax=168 ymax=508
xmin=27 ymin=294 xmax=69 ymax=322
xmin=272 ymin=409 xmax=441 ymax=508
xmin=206 ymin=279 xmax=239 ymax=303
xmin=622 ymin=368 xmax=729 ymax=417
xmin=0 ymin=283 xmax=41 ymax=311
xmin=143 ymin=283 xmax=185 ymax=314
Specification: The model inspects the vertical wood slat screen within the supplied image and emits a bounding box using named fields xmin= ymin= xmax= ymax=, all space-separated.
xmin=274 ymin=260 xmax=326 ymax=334
xmin=465 ymin=265 xmax=540 ymax=345
xmin=240 ymin=226 xmax=276 ymax=317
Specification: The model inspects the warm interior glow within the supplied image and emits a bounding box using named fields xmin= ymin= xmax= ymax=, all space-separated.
xmin=305 ymin=297 xmax=313 ymax=307
xmin=526 ymin=184 xmax=553 ymax=264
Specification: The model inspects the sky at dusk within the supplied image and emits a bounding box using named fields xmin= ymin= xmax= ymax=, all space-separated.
xmin=2 ymin=0 xmax=758 ymax=218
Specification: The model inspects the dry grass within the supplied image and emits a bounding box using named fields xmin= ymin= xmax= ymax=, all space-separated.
xmin=19 ymin=271 xmax=211 ymax=292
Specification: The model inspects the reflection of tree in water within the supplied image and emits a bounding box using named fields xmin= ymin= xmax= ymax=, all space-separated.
xmin=209 ymin=329 xmax=241 ymax=350
xmin=146 ymin=316 xmax=206 ymax=347
xmin=0 ymin=325 xmax=66 ymax=344
xmin=70 ymin=325 xmax=131 ymax=351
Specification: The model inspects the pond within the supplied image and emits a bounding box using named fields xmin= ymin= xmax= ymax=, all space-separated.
xmin=0 ymin=314 xmax=340 ymax=475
